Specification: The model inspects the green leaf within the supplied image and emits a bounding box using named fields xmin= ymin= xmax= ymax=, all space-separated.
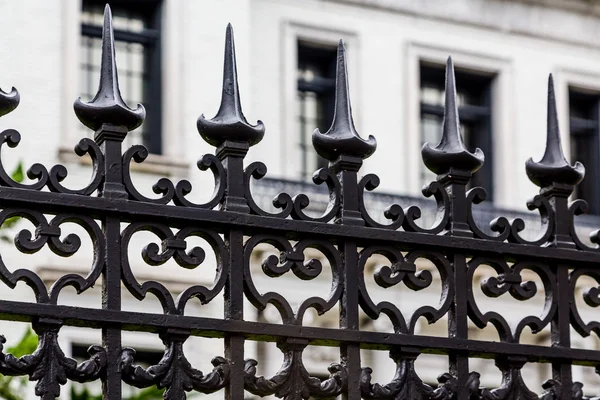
xmin=125 ymin=386 xmax=165 ymax=400
xmin=7 ymin=328 xmax=37 ymax=358
xmin=10 ymin=162 xmax=23 ymax=183
xmin=0 ymin=327 xmax=36 ymax=400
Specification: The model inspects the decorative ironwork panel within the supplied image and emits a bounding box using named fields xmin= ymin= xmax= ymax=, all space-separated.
xmin=0 ymin=5 xmax=600 ymax=400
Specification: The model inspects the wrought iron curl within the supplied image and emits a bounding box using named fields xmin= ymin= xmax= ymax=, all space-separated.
xmin=244 ymin=161 xmax=294 ymax=218
xmin=0 ymin=129 xmax=50 ymax=190
xmin=122 ymin=145 xmax=227 ymax=208
xmin=466 ymin=187 xmax=511 ymax=241
xmin=45 ymin=214 xmax=105 ymax=304
xmin=507 ymin=194 xmax=555 ymax=246
xmin=402 ymin=181 xmax=450 ymax=234
xmin=358 ymin=248 xmax=452 ymax=334
xmin=476 ymin=357 xmax=540 ymax=400
xmin=358 ymin=174 xmax=404 ymax=229
xmin=121 ymin=330 xmax=229 ymax=399
xmin=121 ymin=222 xmax=227 ymax=315
xmin=47 ymin=138 xmax=105 ymax=195
xmin=1 ymin=319 xmax=106 ymax=399
xmin=540 ymin=379 xmax=585 ymax=400
xmin=571 ymin=199 xmax=600 ymax=250
xmin=360 ymin=348 xmax=470 ymax=400
xmin=121 ymin=145 xmax=176 ymax=204
xmin=244 ymin=338 xmax=347 ymax=400
xmin=569 ymin=268 xmax=600 ymax=339
xmin=0 ymin=210 xmax=103 ymax=304
xmin=243 ymin=235 xmax=342 ymax=324
xmin=290 ymin=168 xmax=341 ymax=223
xmin=467 ymin=258 xmax=556 ymax=342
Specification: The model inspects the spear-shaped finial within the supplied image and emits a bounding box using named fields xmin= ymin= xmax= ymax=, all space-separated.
xmin=525 ymin=74 xmax=584 ymax=188
xmin=312 ymin=40 xmax=376 ymax=162
xmin=197 ymin=23 xmax=265 ymax=148
xmin=421 ymin=57 xmax=484 ymax=175
xmin=74 ymin=4 xmax=145 ymax=132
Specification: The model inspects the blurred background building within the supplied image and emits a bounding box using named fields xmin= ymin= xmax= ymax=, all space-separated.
xmin=1 ymin=0 xmax=600 ymax=398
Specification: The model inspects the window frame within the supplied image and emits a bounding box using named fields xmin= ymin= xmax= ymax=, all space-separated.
xmin=281 ymin=22 xmax=359 ymax=180
xmin=406 ymin=43 xmax=513 ymax=206
xmin=568 ymin=88 xmax=600 ymax=214
xmin=554 ymin=69 xmax=600 ymax=216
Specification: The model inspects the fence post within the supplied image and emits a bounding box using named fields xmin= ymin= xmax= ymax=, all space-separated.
xmin=313 ymin=40 xmax=377 ymax=400
xmin=73 ymin=5 xmax=145 ymax=399
xmin=197 ymin=23 xmax=265 ymax=400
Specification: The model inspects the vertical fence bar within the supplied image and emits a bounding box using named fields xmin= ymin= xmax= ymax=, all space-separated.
xmin=73 ymin=5 xmax=146 ymax=398
xmin=525 ymin=75 xmax=584 ymax=399
xmin=197 ymin=24 xmax=266 ymax=400
xmin=312 ymin=40 xmax=377 ymax=400
xmin=340 ymin=240 xmax=361 ymax=400
xmin=449 ymin=253 xmax=470 ymax=400
xmin=552 ymin=264 xmax=573 ymax=400
xmin=225 ymin=229 xmax=246 ymax=400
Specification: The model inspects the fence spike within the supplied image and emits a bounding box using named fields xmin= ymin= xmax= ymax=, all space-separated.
xmin=421 ymin=57 xmax=484 ymax=175
xmin=312 ymin=40 xmax=376 ymax=162
xmin=73 ymin=4 xmax=145 ymax=132
xmin=525 ymin=74 xmax=584 ymax=188
xmin=0 ymin=87 xmax=19 ymax=118
xmin=197 ymin=23 xmax=265 ymax=149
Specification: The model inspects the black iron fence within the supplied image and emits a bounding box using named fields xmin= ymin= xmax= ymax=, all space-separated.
xmin=0 ymin=5 xmax=600 ymax=400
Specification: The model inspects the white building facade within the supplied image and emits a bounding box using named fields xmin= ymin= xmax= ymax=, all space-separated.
xmin=1 ymin=0 xmax=600 ymax=398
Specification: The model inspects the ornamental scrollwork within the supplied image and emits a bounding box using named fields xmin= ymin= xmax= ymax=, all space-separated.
xmin=244 ymin=338 xmax=346 ymax=400
xmin=0 ymin=319 xmax=106 ymax=399
xmin=121 ymin=223 xmax=227 ymax=315
xmin=569 ymin=268 xmax=600 ymax=339
xmin=0 ymin=88 xmax=105 ymax=195
xmin=243 ymin=161 xmax=294 ymax=218
xmin=289 ymin=168 xmax=341 ymax=223
xmin=0 ymin=210 xmax=104 ymax=304
xmin=540 ymin=379 xmax=584 ymax=400
xmin=477 ymin=357 xmax=539 ymax=400
xmin=243 ymin=235 xmax=342 ymax=324
xmin=122 ymin=145 xmax=226 ymax=209
xmin=465 ymin=187 xmax=511 ymax=241
xmin=467 ymin=258 xmax=556 ymax=343
xmin=121 ymin=329 xmax=229 ymax=400
xmin=357 ymin=174 xmax=404 ymax=229
xmin=506 ymin=194 xmax=554 ymax=246
xmin=358 ymin=248 xmax=452 ymax=334
xmin=360 ymin=348 xmax=476 ymax=400
xmin=402 ymin=181 xmax=450 ymax=234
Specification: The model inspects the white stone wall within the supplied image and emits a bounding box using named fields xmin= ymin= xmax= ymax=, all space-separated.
xmin=0 ymin=0 xmax=599 ymax=398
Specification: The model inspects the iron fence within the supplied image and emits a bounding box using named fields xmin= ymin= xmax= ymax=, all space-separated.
xmin=0 ymin=5 xmax=599 ymax=400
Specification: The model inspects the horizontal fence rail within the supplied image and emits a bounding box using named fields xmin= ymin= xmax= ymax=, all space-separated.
xmin=1 ymin=5 xmax=600 ymax=400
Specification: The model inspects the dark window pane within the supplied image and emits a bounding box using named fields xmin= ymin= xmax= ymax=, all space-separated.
xmin=297 ymin=42 xmax=336 ymax=180
xmin=569 ymin=89 xmax=600 ymax=213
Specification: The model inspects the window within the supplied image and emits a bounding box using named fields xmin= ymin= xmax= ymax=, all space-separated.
xmin=420 ymin=63 xmax=494 ymax=199
xmin=80 ymin=0 xmax=162 ymax=154
xmin=569 ymin=89 xmax=600 ymax=213
xmin=297 ymin=42 xmax=336 ymax=180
